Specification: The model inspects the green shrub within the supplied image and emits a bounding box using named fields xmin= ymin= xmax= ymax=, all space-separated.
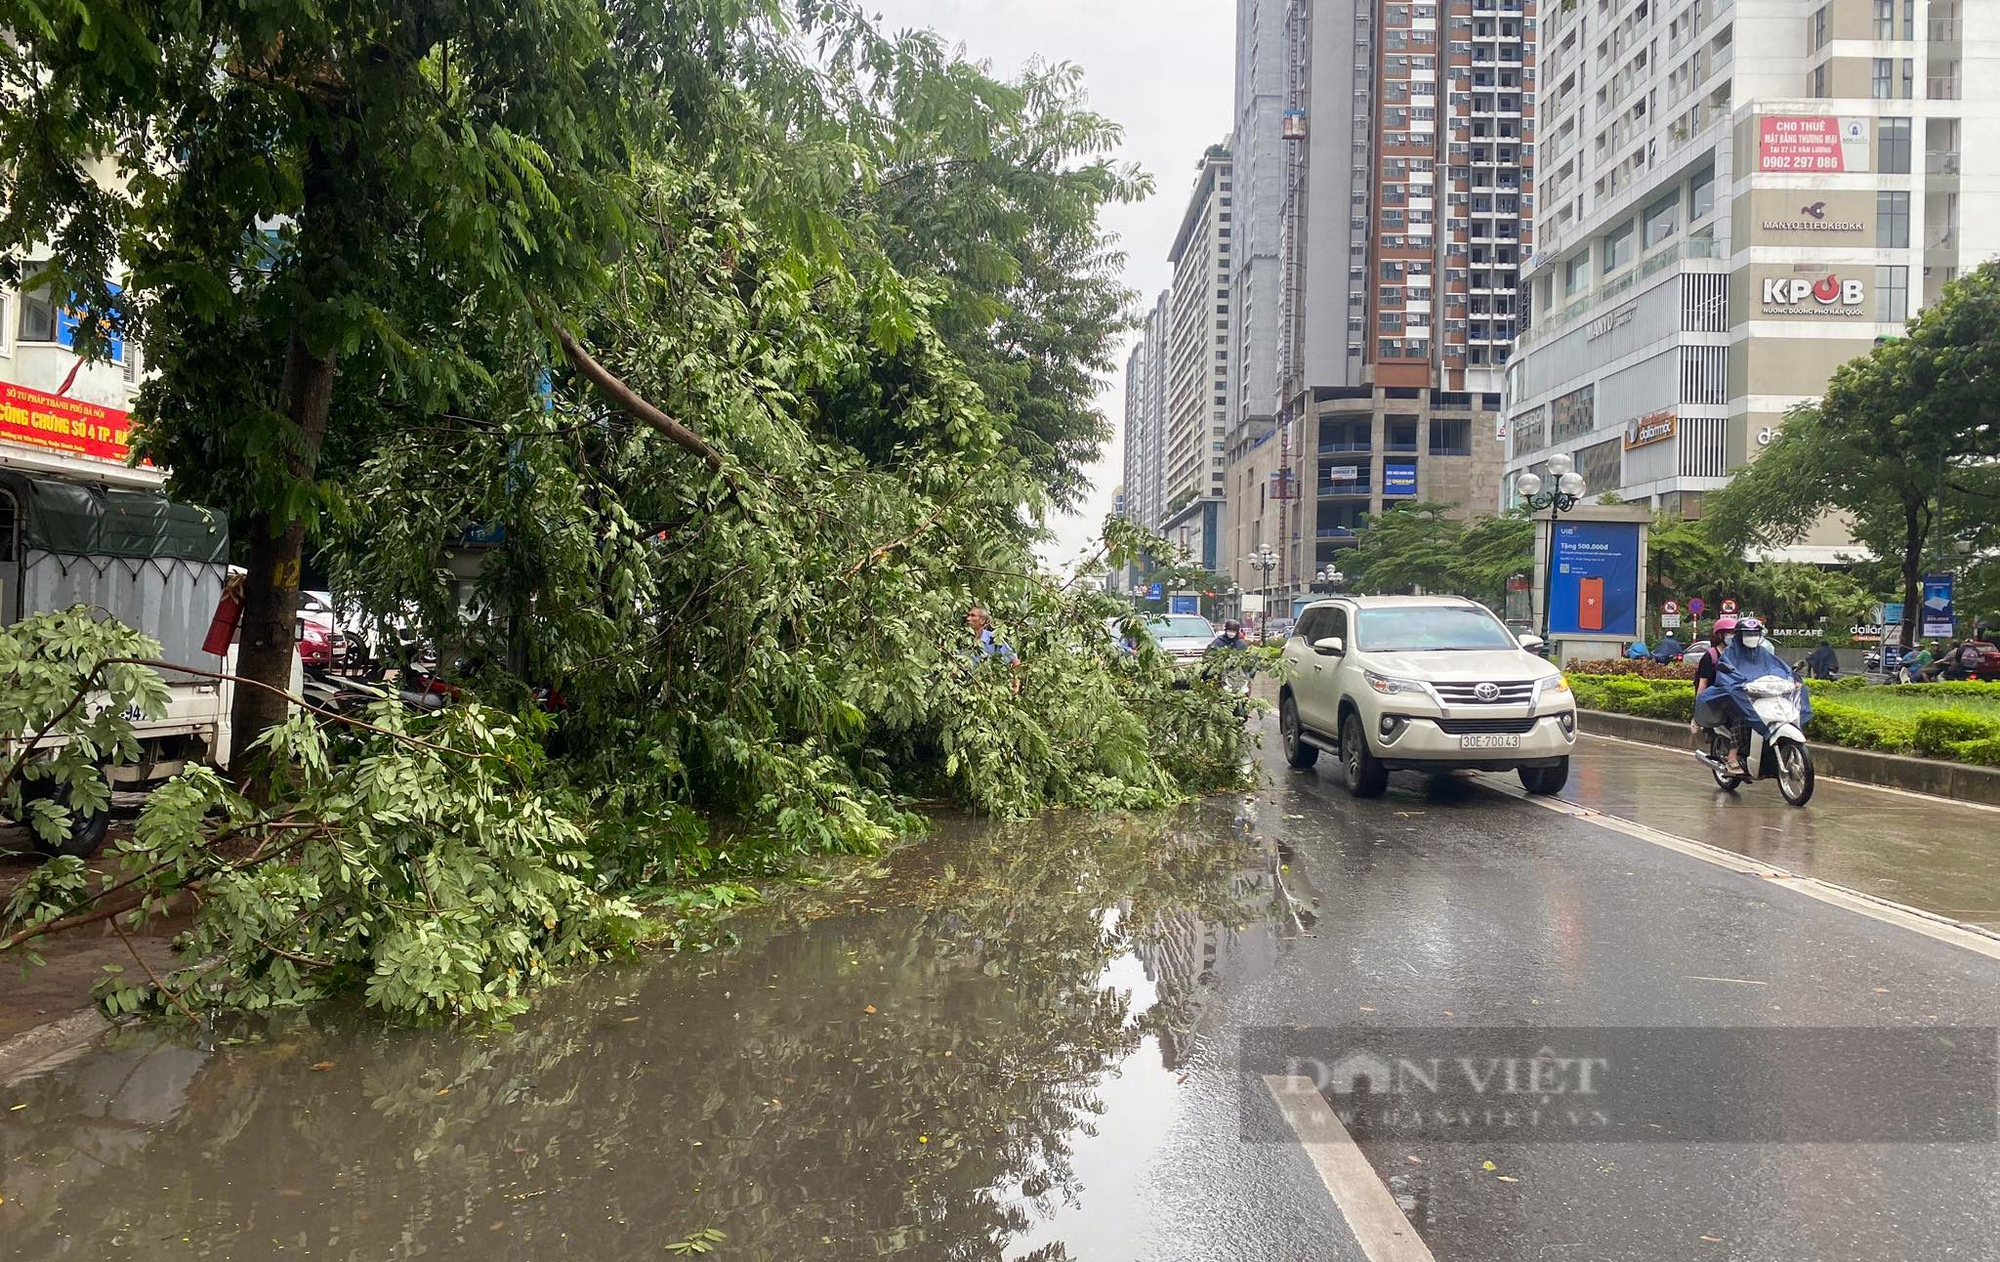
xmin=1808 ymin=675 xmax=1870 ymax=694
xmin=1891 ymin=680 xmax=2000 ymax=701
xmin=1567 ymin=658 xmax=1699 ymax=680
xmin=1806 ymin=700 xmax=1916 ymax=754
xmin=1912 ymin=710 xmax=2000 ymax=756
xmin=1948 ymin=736 xmax=2000 ymax=767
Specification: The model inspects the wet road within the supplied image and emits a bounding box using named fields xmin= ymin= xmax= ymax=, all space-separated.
xmin=3 ymin=725 xmax=1998 ymax=1261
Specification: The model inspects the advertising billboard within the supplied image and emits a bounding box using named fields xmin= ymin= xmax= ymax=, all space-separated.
xmin=1549 ymin=520 xmax=1642 ymax=639
xmin=0 ymin=380 xmax=134 ymax=464
xmin=1746 ymin=188 xmax=1871 ymax=245
xmin=1383 ymin=460 xmax=1418 ymax=498
xmin=1757 ymin=115 xmax=1870 ymax=173
xmin=1922 ymin=574 xmax=1956 ymax=638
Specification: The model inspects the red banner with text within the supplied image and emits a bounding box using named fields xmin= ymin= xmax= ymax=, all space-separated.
xmin=0 ymin=380 xmax=134 ymax=464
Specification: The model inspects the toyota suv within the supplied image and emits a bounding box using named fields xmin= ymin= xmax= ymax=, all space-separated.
xmin=1277 ymin=596 xmax=1577 ymax=797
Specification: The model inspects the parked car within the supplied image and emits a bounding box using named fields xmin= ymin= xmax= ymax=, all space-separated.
xmin=1277 ymin=595 xmax=1577 ymax=797
xmin=297 ymin=591 xmax=346 ymax=667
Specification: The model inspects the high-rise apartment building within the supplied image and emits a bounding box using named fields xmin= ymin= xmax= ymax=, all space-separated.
xmin=1120 ymin=292 xmax=1173 ymax=539
xmin=1504 ymin=0 xmax=1997 ymax=553
xmin=1158 ymin=144 xmax=1235 ymax=572
xmin=1232 ymin=0 xmax=1290 ymax=440
xmin=1229 ymin=0 xmax=1519 ymax=610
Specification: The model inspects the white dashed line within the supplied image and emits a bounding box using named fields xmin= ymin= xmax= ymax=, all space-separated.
xmin=1263 ymin=1074 xmax=1438 ymax=1262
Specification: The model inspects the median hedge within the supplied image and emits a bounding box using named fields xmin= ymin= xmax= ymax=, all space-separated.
xmin=1567 ymin=673 xmax=2000 ymax=766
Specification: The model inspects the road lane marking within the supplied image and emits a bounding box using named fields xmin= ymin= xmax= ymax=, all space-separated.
xmin=1578 ymin=731 xmax=2000 ymax=815
xmin=1684 ymin=976 xmax=1769 ymax=986
xmin=1263 ymin=1074 xmax=1438 ymax=1262
xmin=1477 ymin=774 xmax=2000 ymax=963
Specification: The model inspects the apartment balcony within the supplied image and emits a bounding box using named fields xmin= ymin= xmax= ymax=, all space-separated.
xmin=1927 ymin=77 xmax=1960 ymax=101
xmin=1928 ymin=152 xmax=1962 ymax=176
xmin=1316 ymin=528 xmax=1361 ymax=547
xmin=1925 ymin=225 xmax=1959 ymax=251
xmin=1317 ymin=440 xmax=1372 ymax=453
xmin=1318 ymin=480 xmax=1372 ymax=498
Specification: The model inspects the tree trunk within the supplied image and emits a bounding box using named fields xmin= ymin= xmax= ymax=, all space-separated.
xmin=229 ymin=324 xmax=336 ymax=788
xmin=1900 ymin=493 xmax=1925 ymax=653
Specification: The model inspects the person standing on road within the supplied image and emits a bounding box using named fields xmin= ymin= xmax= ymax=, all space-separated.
xmin=966 ymin=606 xmax=1024 ymax=697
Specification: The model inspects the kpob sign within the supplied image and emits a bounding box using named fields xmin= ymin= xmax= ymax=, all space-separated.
xmin=1761 ymin=274 xmax=1864 ymax=308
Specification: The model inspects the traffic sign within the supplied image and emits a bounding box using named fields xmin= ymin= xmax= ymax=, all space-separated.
xmin=1721 ymin=598 xmax=1738 ymax=615
xmin=1661 ymin=613 xmax=1682 ymax=629
xmin=1688 ymin=598 xmax=1706 ymax=618
xmin=1662 ymin=600 xmax=1679 ymax=615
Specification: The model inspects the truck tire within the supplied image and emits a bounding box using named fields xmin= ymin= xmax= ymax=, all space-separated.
xmin=21 ymin=770 xmax=113 ymax=859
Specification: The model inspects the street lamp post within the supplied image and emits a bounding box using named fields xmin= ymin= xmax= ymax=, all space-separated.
xmin=1514 ymin=452 xmax=1588 ymax=645
xmin=1314 ymin=565 xmax=1345 ymax=592
xmin=1245 ymin=546 xmax=1278 ymax=645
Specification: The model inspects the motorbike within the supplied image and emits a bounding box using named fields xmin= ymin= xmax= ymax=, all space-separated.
xmin=1694 ymin=651 xmax=1816 ymax=806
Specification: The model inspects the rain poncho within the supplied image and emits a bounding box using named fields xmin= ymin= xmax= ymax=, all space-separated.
xmin=1714 ymin=638 xmax=1812 ymax=735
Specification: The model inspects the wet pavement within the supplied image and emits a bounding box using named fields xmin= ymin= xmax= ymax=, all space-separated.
xmin=3 ymin=724 xmax=1999 ymax=1261
xmin=1557 ymin=732 xmax=2000 ymax=930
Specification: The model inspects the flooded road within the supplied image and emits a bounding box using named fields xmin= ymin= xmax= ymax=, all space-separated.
xmin=6 ymin=722 xmax=2000 ymax=1261
xmin=0 ymin=806 xmax=1327 ymax=1262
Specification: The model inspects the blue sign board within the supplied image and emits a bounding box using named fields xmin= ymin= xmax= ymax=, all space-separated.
xmin=54 ymin=281 xmax=124 ymax=363
xmin=1921 ymin=574 xmax=1956 ymax=638
xmin=1383 ymin=460 xmax=1419 ymax=498
xmin=1169 ymin=593 xmax=1200 ymax=615
xmin=1882 ymin=602 xmax=1904 ymax=626
xmin=1549 ymin=520 xmax=1642 ymax=639
xmin=1146 ymin=582 xmax=1163 ymax=600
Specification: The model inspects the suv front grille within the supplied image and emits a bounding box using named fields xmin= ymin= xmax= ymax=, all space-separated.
xmin=1433 ymin=681 xmax=1537 ymax=705
xmin=1432 ymin=716 xmax=1540 ymax=735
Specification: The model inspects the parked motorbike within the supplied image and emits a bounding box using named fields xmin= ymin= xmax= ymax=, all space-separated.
xmin=1694 ymin=658 xmax=1816 ymax=806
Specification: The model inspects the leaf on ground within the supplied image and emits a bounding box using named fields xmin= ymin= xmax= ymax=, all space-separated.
xmin=1495 ymin=1175 xmax=1518 ymax=1183
xmin=310 ymin=1062 xmax=334 ymax=1072
xmin=1480 ymin=1160 xmax=1497 ymax=1171
xmin=1404 ymin=1155 xmax=1422 ymax=1164
xmin=862 ymin=1004 xmax=877 ymax=1014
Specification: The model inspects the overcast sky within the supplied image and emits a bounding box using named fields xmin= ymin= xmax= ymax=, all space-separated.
xmin=863 ymin=0 xmax=1236 ymax=572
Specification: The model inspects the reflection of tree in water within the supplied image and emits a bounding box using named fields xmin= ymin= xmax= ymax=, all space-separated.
xmin=0 ymin=810 xmax=1268 ymax=1261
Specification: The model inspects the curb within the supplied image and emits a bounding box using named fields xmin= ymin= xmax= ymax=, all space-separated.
xmin=0 ymin=1007 xmax=117 ymax=1086
xmin=1579 ymin=709 xmax=2000 ymax=807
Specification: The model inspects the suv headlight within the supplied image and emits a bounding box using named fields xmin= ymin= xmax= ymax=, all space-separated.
xmin=1365 ymin=670 xmax=1426 ymax=696
xmin=1536 ymin=676 xmax=1572 ymax=702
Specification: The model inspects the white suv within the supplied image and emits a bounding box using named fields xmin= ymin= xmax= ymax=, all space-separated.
xmin=1277 ymin=595 xmax=1577 ymax=797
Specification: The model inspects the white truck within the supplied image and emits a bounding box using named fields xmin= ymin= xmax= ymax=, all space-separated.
xmin=1 ymin=427 xmax=240 ymax=856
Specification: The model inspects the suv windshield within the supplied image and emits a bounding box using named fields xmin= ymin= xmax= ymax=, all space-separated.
xmin=1148 ymin=616 xmax=1215 ymax=639
xmin=1355 ymin=606 xmax=1518 ymax=652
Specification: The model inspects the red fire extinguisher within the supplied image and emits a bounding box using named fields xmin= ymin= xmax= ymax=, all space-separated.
xmin=204 ymin=572 xmax=246 ymax=657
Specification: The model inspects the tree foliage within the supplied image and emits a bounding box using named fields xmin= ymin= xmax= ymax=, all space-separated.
xmin=0 ymin=8 xmax=1263 ymax=1020
xmin=1704 ymin=263 xmax=2000 ymax=648
xmin=1338 ymin=502 xmax=1532 ymax=609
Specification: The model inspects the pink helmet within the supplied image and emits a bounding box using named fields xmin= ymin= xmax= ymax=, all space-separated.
xmin=1712 ymin=616 xmax=1738 ymax=634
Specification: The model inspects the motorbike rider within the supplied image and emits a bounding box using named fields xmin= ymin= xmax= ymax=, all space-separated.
xmin=1208 ymin=619 xmax=1250 ymax=652
xmin=1692 ymin=616 xmax=1740 ymax=771
xmin=1709 ymin=618 xmax=1778 ymax=774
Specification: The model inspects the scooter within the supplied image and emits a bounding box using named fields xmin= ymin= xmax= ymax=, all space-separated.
xmin=1693 ymin=667 xmax=1816 ymax=806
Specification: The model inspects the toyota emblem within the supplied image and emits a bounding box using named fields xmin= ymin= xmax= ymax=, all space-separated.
xmin=1474 ymin=682 xmax=1500 ymax=702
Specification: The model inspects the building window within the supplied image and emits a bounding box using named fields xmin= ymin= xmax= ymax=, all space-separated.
xmin=1872 ymin=59 xmax=1893 ymax=99
xmin=1429 ymin=417 xmax=1471 ymax=455
xmin=18 ymin=288 xmax=58 ymax=342
xmin=1643 ymin=192 xmax=1678 ymax=249
xmin=1811 ymin=64 xmax=1829 ymax=98
xmin=1879 ymin=117 xmax=1911 ymax=173
xmin=1810 ymin=5 xmax=1827 ymax=50
xmin=1876 ymin=266 xmax=1909 ymax=324
xmin=1877 ymin=191 xmax=1910 ymax=248
xmin=1688 ymin=167 xmax=1715 ymax=221
xmin=1379 ymin=339 xmax=1403 ymax=358
xmin=1905 ymin=0 xmax=1915 ymax=38
xmin=1565 ymin=253 xmax=1590 ymax=296
xmin=1873 ymin=0 xmax=1893 ymax=37
xmin=1602 ymin=221 xmax=1634 ymax=273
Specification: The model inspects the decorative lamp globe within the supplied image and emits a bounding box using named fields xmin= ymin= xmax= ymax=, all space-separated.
xmin=1515 ymin=471 xmax=1543 ymax=498
xmin=1559 ymin=471 xmax=1586 ymax=497
xmin=1546 ymin=451 xmax=1574 ymax=478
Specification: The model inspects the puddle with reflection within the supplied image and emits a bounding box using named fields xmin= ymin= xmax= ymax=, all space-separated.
xmin=1 ymin=799 xmax=1307 ymax=1261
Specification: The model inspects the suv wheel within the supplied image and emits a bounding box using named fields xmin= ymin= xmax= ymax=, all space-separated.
xmin=1519 ymin=758 xmax=1570 ymax=796
xmin=1280 ymin=693 xmax=1318 ymax=769
xmin=1340 ymin=711 xmax=1389 ymax=798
